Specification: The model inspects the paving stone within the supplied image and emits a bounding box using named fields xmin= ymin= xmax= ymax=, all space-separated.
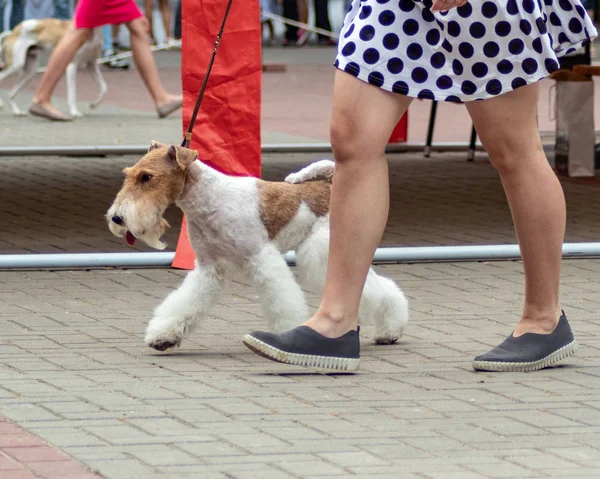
xmin=272 ymin=459 xmax=348 ymax=476
xmin=0 ymin=452 xmax=23 ymax=471
xmin=25 ymin=427 xmax=108 ymax=448
xmin=544 ymin=446 xmax=600 ymax=462
xmin=82 ymin=459 xmax=157 ymax=478
xmin=465 ymin=461 xmax=544 ymax=478
xmin=317 ymin=451 xmax=392 ymax=467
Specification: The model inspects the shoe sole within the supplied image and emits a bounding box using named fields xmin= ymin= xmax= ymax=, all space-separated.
xmin=242 ymin=334 xmax=360 ymax=372
xmin=472 ymin=339 xmax=578 ymax=372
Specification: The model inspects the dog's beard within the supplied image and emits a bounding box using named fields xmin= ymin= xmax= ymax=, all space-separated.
xmin=106 ymin=202 xmax=169 ymax=250
xmin=137 ymin=219 xmax=169 ymax=250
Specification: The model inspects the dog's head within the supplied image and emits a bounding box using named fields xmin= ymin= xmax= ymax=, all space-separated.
xmin=106 ymin=141 xmax=198 ymax=249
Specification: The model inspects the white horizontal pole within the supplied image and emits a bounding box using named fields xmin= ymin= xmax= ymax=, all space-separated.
xmin=0 ymin=142 xmax=484 ymax=157
xmin=1 ymin=243 xmax=599 ymax=270
xmin=285 ymin=243 xmax=600 ymax=264
xmin=0 ymin=253 xmax=175 ymax=269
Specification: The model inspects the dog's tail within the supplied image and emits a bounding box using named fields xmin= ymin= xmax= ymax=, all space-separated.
xmin=285 ymin=159 xmax=335 ymax=184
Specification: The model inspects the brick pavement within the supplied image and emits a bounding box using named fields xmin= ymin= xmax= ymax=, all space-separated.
xmin=0 ymin=417 xmax=102 ymax=478
xmin=0 ymin=262 xmax=600 ymax=479
xmin=1 ymin=150 xmax=600 ymax=478
xmin=1 ymin=42 xmax=600 ymax=479
xmin=1 ymin=152 xmax=600 ymax=255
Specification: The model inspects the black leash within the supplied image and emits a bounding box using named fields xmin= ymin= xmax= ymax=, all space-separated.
xmin=181 ymin=0 xmax=235 ymax=148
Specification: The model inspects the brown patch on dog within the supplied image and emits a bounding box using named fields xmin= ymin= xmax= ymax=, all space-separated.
xmin=2 ymin=19 xmax=71 ymax=69
xmin=257 ymin=180 xmax=331 ymax=239
xmin=35 ymin=19 xmax=71 ymax=47
xmin=114 ymin=144 xmax=198 ymax=211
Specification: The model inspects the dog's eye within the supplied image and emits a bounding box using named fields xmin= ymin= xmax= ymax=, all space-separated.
xmin=140 ymin=173 xmax=153 ymax=183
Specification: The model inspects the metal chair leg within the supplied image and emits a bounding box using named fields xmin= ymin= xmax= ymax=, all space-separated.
xmin=467 ymin=125 xmax=477 ymax=162
xmin=424 ymin=101 xmax=438 ymax=157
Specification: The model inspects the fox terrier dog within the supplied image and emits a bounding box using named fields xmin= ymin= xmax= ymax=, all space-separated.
xmin=106 ymin=142 xmax=409 ymax=351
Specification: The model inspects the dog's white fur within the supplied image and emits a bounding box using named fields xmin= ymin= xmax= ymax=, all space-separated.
xmin=0 ymin=19 xmax=105 ymax=117
xmin=106 ymin=143 xmax=409 ymax=351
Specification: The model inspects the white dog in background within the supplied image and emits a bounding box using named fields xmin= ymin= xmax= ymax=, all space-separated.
xmin=0 ymin=18 xmax=105 ymax=117
xmin=106 ymin=142 xmax=409 ymax=351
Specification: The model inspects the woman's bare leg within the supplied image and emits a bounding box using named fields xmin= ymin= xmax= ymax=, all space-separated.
xmin=302 ymin=70 xmax=413 ymax=338
xmin=159 ymin=0 xmax=172 ymax=40
xmin=31 ymin=27 xmax=92 ymax=115
xmin=298 ymin=0 xmax=309 ymax=24
xmin=466 ymin=83 xmax=564 ymax=336
xmin=125 ymin=17 xmax=180 ymax=108
xmin=144 ymin=0 xmax=156 ymax=43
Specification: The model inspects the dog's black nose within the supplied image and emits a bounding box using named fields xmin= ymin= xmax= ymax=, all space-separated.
xmin=111 ymin=215 xmax=124 ymax=225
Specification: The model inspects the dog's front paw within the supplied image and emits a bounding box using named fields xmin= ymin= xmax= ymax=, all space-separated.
xmin=145 ymin=321 xmax=185 ymax=351
xmin=70 ymin=109 xmax=84 ymax=118
xmin=145 ymin=332 xmax=182 ymax=351
xmin=147 ymin=337 xmax=182 ymax=351
xmin=374 ymin=335 xmax=399 ymax=345
xmin=373 ymin=327 xmax=403 ymax=345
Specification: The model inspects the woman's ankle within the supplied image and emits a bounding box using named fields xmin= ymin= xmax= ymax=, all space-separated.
xmin=155 ymin=93 xmax=178 ymax=107
xmin=31 ymin=99 xmax=50 ymax=108
xmin=514 ymin=306 xmax=562 ymax=336
xmin=303 ymin=310 xmax=358 ymax=338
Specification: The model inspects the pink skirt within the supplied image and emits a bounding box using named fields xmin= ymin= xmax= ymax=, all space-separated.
xmin=74 ymin=0 xmax=143 ymax=29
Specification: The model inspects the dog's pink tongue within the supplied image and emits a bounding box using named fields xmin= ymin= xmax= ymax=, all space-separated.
xmin=125 ymin=231 xmax=136 ymax=246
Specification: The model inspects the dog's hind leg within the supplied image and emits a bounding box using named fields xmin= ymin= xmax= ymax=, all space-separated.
xmin=248 ymin=244 xmax=309 ymax=333
xmin=88 ymin=61 xmax=107 ymax=110
xmin=65 ymin=62 xmax=83 ymax=118
xmin=8 ymin=52 xmax=39 ymax=116
xmin=296 ymin=220 xmax=408 ymax=344
xmin=361 ymin=270 xmax=409 ymax=344
xmin=294 ymin=220 xmax=329 ymax=296
xmin=145 ymin=264 xmax=226 ymax=351
xmin=0 ymin=66 xmax=19 ymax=111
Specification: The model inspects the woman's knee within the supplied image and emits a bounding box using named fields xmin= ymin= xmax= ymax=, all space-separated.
xmin=69 ymin=27 xmax=94 ymax=46
xmin=467 ymin=83 xmax=543 ymax=175
xmin=330 ymin=115 xmax=357 ymax=162
xmin=330 ymin=110 xmax=388 ymax=163
xmin=128 ymin=17 xmax=150 ymax=38
xmin=482 ymin=133 xmax=544 ymax=176
xmin=329 ymin=71 xmax=410 ymax=163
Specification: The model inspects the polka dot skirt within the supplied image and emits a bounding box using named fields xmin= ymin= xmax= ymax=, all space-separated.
xmin=335 ymin=0 xmax=598 ymax=102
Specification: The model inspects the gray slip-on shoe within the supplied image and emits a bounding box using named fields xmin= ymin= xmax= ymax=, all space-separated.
xmin=473 ymin=311 xmax=577 ymax=372
xmin=243 ymin=326 xmax=360 ymax=372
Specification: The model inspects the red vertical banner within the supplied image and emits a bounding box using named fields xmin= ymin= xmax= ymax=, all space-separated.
xmin=172 ymin=0 xmax=262 ymax=269
xmin=389 ymin=113 xmax=408 ymax=143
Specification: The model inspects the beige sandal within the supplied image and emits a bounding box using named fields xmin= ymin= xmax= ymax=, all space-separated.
xmin=157 ymin=96 xmax=183 ymax=119
xmin=28 ymin=103 xmax=72 ymax=122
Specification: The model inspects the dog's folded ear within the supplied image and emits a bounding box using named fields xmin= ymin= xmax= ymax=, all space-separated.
xmin=148 ymin=140 xmax=167 ymax=152
xmin=167 ymin=145 xmax=198 ymax=171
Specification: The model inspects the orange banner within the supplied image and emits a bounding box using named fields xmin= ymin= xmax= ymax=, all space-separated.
xmin=173 ymin=0 xmax=262 ymax=269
